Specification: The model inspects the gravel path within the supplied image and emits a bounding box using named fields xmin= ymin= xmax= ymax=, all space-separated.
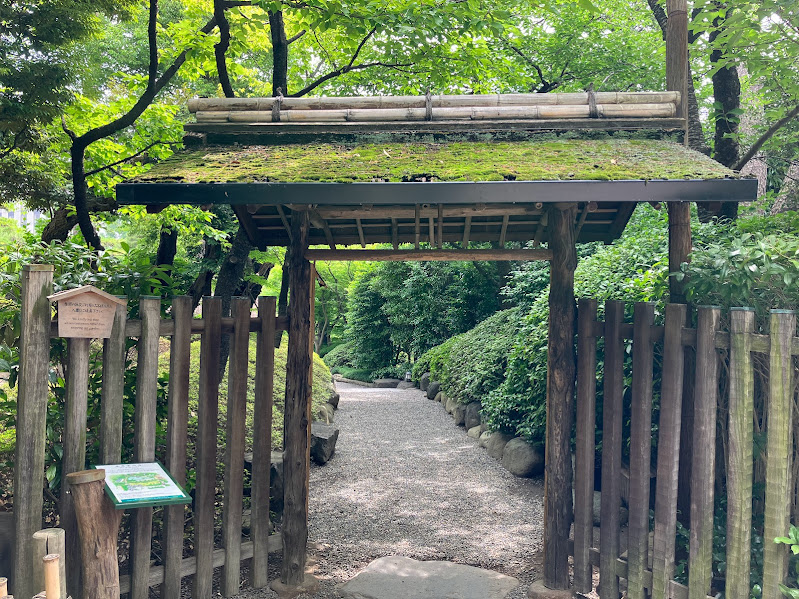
xmin=238 ymin=382 xmax=545 ymax=598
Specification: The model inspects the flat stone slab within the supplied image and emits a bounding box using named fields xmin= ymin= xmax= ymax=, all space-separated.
xmin=337 ymin=555 xmax=520 ymax=599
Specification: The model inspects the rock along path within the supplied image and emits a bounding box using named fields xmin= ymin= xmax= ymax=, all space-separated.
xmin=239 ymin=382 xmax=545 ymax=599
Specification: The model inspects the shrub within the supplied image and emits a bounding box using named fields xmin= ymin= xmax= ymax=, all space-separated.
xmin=412 ymin=335 xmax=459 ymax=383
xmin=322 ymin=340 xmax=357 ymax=369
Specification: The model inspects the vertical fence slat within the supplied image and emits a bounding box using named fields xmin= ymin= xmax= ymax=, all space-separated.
xmin=574 ymin=298 xmax=598 ymax=594
xmin=130 ymin=297 xmax=161 ymax=599
xmin=652 ymin=302 xmax=687 ymax=599
xmin=251 ymin=297 xmax=276 ymax=588
xmin=222 ymin=298 xmax=250 ymax=597
xmin=99 ymin=299 xmax=127 ymax=464
xmin=627 ymin=302 xmax=656 ymax=599
xmin=162 ymin=296 xmax=192 ymax=599
xmin=600 ymin=300 xmax=624 ymax=599
xmin=762 ymin=310 xmax=796 ymax=599
xmin=194 ymin=297 xmax=222 ymax=599
xmin=726 ymin=308 xmax=755 ymax=599
xmin=688 ymin=306 xmax=721 ymax=599
xmin=13 ymin=265 xmax=53 ymax=599
xmin=61 ymin=337 xmax=90 ymax=598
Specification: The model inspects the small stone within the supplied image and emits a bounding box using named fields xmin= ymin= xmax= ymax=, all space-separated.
xmin=434 ymin=391 xmax=442 ymax=402
xmin=453 ymin=404 xmax=466 ymax=426
xmin=420 ymin=372 xmax=431 ymax=392
xmin=467 ymin=425 xmax=482 ymax=439
xmin=397 ymin=381 xmax=416 ymax=390
xmin=328 ymin=392 xmax=340 ymax=409
xmin=426 ymin=381 xmax=441 ymax=399
xmin=502 ymin=438 xmax=544 ymax=478
xmin=478 ymin=431 xmax=492 ymax=448
xmin=311 ymin=422 xmax=340 ymax=465
xmin=465 ymin=401 xmax=482 ymax=430
xmin=486 ymin=432 xmax=514 ymax=460
xmin=374 ymin=378 xmax=401 ymax=388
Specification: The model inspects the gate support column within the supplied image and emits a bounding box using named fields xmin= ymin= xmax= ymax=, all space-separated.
xmin=13 ymin=265 xmax=53 ymax=599
xmin=272 ymin=208 xmax=319 ymax=597
xmin=542 ymin=205 xmax=577 ymax=590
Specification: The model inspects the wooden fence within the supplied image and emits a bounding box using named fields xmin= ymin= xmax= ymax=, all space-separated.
xmin=13 ymin=265 xmax=285 ymax=599
xmin=573 ymin=300 xmax=798 ymax=599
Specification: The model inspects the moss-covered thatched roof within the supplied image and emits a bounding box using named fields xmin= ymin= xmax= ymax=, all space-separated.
xmin=136 ymin=139 xmax=735 ymax=184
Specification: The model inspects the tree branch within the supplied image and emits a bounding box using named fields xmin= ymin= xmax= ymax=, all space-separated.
xmin=83 ymin=141 xmax=178 ymax=177
xmin=214 ymin=0 xmax=235 ymax=97
xmin=733 ymin=102 xmax=799 ymax=171
xmin=287 ymin=29 xmax=306 ymax=44
xmin=289 ymin=60 xmax=413 ymax=97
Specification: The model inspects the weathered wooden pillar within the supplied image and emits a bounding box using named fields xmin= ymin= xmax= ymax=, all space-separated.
xmin=272 ymin=208 xmax=318 ymax=596
xmin=13 ymin=264 xmax=53 ymax=599
xmin=666 ymin=0 xmax=688 ymax=121
xmin=543 ymin=204 xmax=577 ymax=590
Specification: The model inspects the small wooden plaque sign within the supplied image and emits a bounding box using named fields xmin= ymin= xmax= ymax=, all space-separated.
xmin=48 ymin=285 xmax=127 ymax=339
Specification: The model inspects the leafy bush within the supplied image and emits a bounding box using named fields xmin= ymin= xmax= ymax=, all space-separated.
xmin=322 ymin=340 xmax=357 ymax=369
xmin=330 ymin=366 xmax=373 ymax=382
xmin=411 ymin=335 xmax=459 ymax=383
xmin=370 ymin=363 xmax=412 ymax=380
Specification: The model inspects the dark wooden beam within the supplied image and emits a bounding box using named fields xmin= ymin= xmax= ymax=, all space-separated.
xmin=428 ymin=216 xmax=435 ymax=245
xmin=310 ymin=209 xmax=336 ymax=249
xmin=314 ymin=204 xmax=542 ymax=219
xmin=437 ymin=204 xmax=443 ymax=249
xmin=391 ymin=217 xmax=399 ymax=250
xmin=278 ymin=208 xmax=313 ymax=590
xmin=543 ymin=204 xmax=577 ymax=590
xmin=305 ymin=248 xmax=553 ymax=262
xmin=414 ymin=204 xmax=420 ymax=249
xmin=607 ymin=201 xmax=637 ymax=240
xmin=533 ymin=212 xmax=548 ymax=247
xmin=275 ymin=205 xmax=292 ymax=242
xmin=355 ymin=218 xmax=366 ymax=247
xmin=462 ymin=216 xmax=472 ymax=249
xmin=499 ymin=214 xmax=510 ymax=248
xmin=233 ymin=205 xmax=267 ymax=249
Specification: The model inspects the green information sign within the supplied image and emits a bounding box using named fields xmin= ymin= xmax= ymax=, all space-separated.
xmin=93 ymin=461 xmax=191 ymax=509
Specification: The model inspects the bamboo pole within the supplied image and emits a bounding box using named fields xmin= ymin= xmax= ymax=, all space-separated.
xmin=31 ymin=529 xmax=66 ymax=599
xmin=0 ymin=578 xmax=7 ymax=595
xmin=43 ymin=554 xmax=59 ymax=599
xmin=14 ymin=265 xmax=53 ymax=599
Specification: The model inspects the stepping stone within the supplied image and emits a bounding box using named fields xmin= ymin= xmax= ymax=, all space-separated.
xmin=337 ymin=555 xmax=520 ymax=599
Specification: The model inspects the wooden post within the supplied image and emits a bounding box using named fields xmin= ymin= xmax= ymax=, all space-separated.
xmin=688 ymin=306 xmax=721 ymax=599
xmin=32 ymin=529 xmax=66 ymax=599
xmin=726 ymin=308 xmax=755 ymax=599
xmin=668 ymin=203 xmax=691 ymax=305
xmin=130 ymin=297 xmax=160 ymax=599
xmin=193 ymin=297 xmax=222 ymax=599
xmin=273 ymin=208 xmax=316 ymax=594
xmin=600 ymin=300 xmax=624 ymax=599
xmin=627 ymin=302 xmax=656 ymax=599
xmin=666 ymin=0 xmax=688 ymax=120
xmin=652 ymin=303 xmax=687 ymax=599
xmin=162 ymin=296 xmax=192 ymax=599
xmin=61 ymin=337 xmax=90 ymax=599
xmin=307 ymin=265 xmax=316 ymax=518
xmin=543 ymin=204 xmax=577 ymax=590
xmin=14 ymin=264 xmax=53 ymax=599
xmin=99 ymin=298 xmax=127 ymax=464
xmin=222 ymin=298 xmax=250 ymax=597
xmin=0 ymin=577 xmax=6 ymax=595
xmin=250 ymin=296 xmax=276 ymax=588
xmin=42 ymin=554 xmax=59 ymax=599
xmin=574 ymin=299 xmax=598 ymax=594
xmin=66 ymin=470 xmax=122 ymax=599
xmin=762 ymin=310 xmax=796 ymax=599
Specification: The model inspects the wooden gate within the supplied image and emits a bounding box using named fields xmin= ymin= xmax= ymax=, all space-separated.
xmin=13 ymin=265 xmax=284 ymax=599
xmin=574 ymin=299 xmax=798 ymax=599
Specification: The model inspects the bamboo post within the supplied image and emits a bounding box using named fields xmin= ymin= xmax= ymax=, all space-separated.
xmin=61 ymin=337 xmax=90 ymax=599
xmin=666 ymin=0 xmax=688 ymax=120
xmin=600 ymin=300 xmax=624 ymax=599
xmin=688 ymin=307 xmax=721 ymax=599
xmin=13 ymin=264 xmax=53 ymax=599
xmin=574 ymin=298 xmax=598 ymax=594
xmin=726 ymin=308 xmax=755 ymax=599
xmin=542 ymin=204 xmax=577 ymax=590
xmin=651 ymin=303 xmax=687 ymax=599
xmin=627 ymin=302 xmax=656 ymax=599
xmin=66 ymin=470 xmax=122 ymax=599
xmin=99 ymin=298 xmax=127 ymax=464
xmin=193 ymin=297 xmax=222 ymax=599
xmin=130 ymin=297 xmax=160 ymax=599
xmin=271 ymin=208 xmax=318 ymax=595
xmin=43 ymin=554 xmax=59 ymax=599
xmin=31 ymin=529 xmax=66 ymax=599
xmin=221 ymin=298 xmax=250 ymax=597
xmin=0 ymin=578 xmax=7 ymax=595
xmin=250 ymin=296 xmax=276 ymax=588
xmin=762 ymin=310 xmax=796 ymax=599
xmin=162 ymin=296 xmax=192 ymax=599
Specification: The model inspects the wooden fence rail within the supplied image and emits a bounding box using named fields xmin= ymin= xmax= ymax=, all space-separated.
xmin=13 ymin=266 xmax=286 ymax=599
xmin=574 ymin=300 xmax=798 ymax=599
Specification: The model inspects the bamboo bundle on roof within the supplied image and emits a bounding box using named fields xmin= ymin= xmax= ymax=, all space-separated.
xmin=187 ymin=91 xmax=680 ymax=114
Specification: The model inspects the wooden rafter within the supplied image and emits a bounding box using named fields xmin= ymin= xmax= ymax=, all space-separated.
xmin=414 ymin=204 xmax=420 ymax=249
xmin=462 ymin=216 xmax=472 ymax=249
xmin=437 ymin=204 xmax=443 ymax=249
xmin=428 ymin=216 xmax=435 ymax=246
xmin=499 ymin=214 xmax=510 ymax=248
xmin=533 ymin=212 xmax=549 ymax=247
xmin=309 ymin=209 xmax=336 ymax=249
xmin=305 ymin=248 xmax=552 ymax=261
xmin=275 ymin=205 xmax=292 ymax=242
xmin=391 ymin=218 xmax=399 ymax=250
xmin=232 ymin=205 xmax=266 ymax=249
xmin=356 ymin=218 xmax=366 ymax=247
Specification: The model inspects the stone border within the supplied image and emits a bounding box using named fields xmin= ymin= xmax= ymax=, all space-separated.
xmin=332 ymin=374 xmax=374 ymax=387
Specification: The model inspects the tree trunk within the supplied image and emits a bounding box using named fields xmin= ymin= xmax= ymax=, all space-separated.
xmin=71 ymin=145 xmax=104 ymax=250
xmin=155 ymin=226 xmax=178 ymax=267
xmin=214 ymin=0 xmax=235 ymax=98
xmin=771 ymin=162 xmax=799 ymax=214
xmin=275 ymin=258 xmax=290 ymax=347
xmin=269 ymin=11 xmax=289 ymax=96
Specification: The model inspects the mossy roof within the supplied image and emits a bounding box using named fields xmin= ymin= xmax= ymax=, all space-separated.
xmin=135 ymin=139 xmax=736 ymax=184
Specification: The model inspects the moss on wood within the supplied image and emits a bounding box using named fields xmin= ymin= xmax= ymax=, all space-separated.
xmin=136 ymin=139 xmax=736 ymax=184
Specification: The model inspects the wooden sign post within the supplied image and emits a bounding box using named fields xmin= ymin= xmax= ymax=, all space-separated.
xmin=48 ymin=286 xmax=127 ymax=339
